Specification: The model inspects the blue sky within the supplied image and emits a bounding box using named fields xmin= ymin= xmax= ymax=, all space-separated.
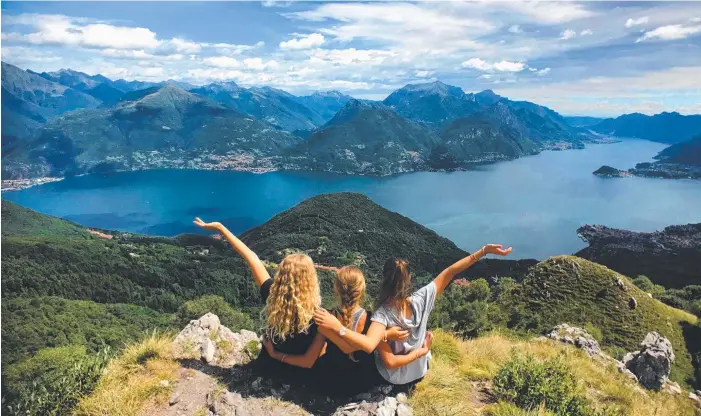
xmin=2 ymin=1 xmax=701 ymax=116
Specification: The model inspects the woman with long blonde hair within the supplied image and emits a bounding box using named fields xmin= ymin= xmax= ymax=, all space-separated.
xmin=193 ymin=218 xmax=326 ymax=378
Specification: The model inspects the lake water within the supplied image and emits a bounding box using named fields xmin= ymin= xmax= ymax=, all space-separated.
xmin=4 ymin=140 xmax=701 ymax=259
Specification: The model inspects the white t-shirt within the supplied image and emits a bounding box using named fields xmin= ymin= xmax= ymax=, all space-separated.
xmin=371 ymin=281 xmax=437 ymax=384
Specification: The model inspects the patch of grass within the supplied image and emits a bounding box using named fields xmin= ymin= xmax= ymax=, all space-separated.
xmin=75 ymin=334 xmax=178 ymax=416
xmin=506 ymin=256 xmax=699 ymax=388
xmin=486 ymin=402 xmax=555 ymax=416
xmin=244 ymin=340 xmax=261 ymax=361
xmin=430 ymin=329 xmax=462 ymax=365
xmin=411 ymin=332 xmax=699 ymax=416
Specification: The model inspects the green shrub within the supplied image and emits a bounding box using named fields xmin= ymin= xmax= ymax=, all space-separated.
xmin=583 ymin=323 xmax=603 ymax=343
xmin=176 ymin=295 xmax=253 ymax=331
xmin=493 ymin=353 xmax=593 ymax=416
xmin=3 ymin=345 xmax=110 ymax=416
xmin=632 ymin=275 xmax=664 ymax=297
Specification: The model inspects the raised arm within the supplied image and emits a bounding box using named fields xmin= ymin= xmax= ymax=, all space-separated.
xmin=433 ymin=244 xmax=512 ymax=296
xmin=319 ymin=324 xmax=409 ymax=354
xmin=377 ymin=332 xmax=432 ymax=370
xmin=193 ymin=217 xmax=271 ymax=288
xmin=314 ymin=309 xmax=386 ymax=354
xmin=262 ymin=332 xmax=327 ymax=369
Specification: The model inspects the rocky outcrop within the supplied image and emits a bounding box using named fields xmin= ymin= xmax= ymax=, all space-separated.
xmin=170 ymin=313 xmax=414 ymax=416
xmin=575 ymin=223 xmax=701 ymax=288
xmin=622 ymin=332 xmax=676 ymax=391
xmin=173 ymin=313 xmax=260 ymax=367
xmin=545 ymin=324 xmax=602 ymax=358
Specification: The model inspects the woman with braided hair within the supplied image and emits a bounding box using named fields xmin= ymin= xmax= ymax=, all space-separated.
xmin=263 ymin=265 xmax=413 ymax=395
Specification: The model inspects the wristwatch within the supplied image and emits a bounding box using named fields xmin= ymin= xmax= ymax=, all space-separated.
xmin=339 ymin=327 xmax=347 ymax=337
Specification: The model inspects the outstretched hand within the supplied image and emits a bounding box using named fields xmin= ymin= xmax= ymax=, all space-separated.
xmin=484 ymin=244 xmax=513 ymax=256
xmin=314 ymin=307 xmax=343 ymax=332
xmin=193 ymin=217 xmax=223 ymax=232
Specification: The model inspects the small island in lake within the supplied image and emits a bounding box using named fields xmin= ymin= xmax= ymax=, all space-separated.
xmin=594 ymin=134 xmax=701 ymax=179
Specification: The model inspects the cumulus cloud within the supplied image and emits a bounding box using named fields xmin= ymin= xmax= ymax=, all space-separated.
xmin=625 ymin=16 xmax=649 ymax=28
xmin=243 ymin=57 xmax=280 ymax=70
xmin=580 ymin=29 xmax=593 ymax=36
xmin=204 ymin=56 xmax=242 ymax=68
xmin=535 ymin=67 xmax=551 ymax=76
xmin=2 ymin=14 xmax=161 ymax=50
xmin=559 ymin=29 xmax=577 ymax=40
xmin=462 ymin=58 xmax=526 ymax=72
xmin=279 ymin=33 xmax=325 ymax=50
xmin=637 ymin=23 xmax=701 ymax=42
xmin=508 ymin=25 xmax=522 ymax=33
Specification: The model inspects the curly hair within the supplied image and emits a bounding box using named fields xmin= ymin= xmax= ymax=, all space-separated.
xmin=334 ymin=265 xmax=366 ymax=330
xmin=264 ymin=253 xmax=321 ymax=341
xmin=376 ymin=258 xmax=412 ymax=313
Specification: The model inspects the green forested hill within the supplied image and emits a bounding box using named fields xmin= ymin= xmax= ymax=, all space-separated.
xmin=1 ymin=296 xmax=174 ymax=368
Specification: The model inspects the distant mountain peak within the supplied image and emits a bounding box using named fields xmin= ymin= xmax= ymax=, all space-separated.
xmin=312 ymin=90 xmax=346 ymax=98
xmin=475 ymin=89 xmax=503 ymax=105
xmin=401 ymin=80 xmax=464 ymax=97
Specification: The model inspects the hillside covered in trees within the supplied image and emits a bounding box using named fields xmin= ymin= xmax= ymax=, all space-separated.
xmin=1 ymin=194 xmax=699 ymax=415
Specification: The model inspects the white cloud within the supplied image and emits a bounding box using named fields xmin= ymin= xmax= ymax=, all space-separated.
xmin=535 ymin=67 xmax=551 ymax=76
xmin=691 ymin=17 xmax=701 ymax=23
xmin=243 ymin=57 xmax=280 ymax=70
xmin=508 ymin=25 xmax=522 ymax=34
xmin=163 ymin=38 xmax=201 ymax=54
xmin=2 ymin=14 xmax=162 ymax=50
xmin=279 ymin=33 xmax=325 ymax=50
xmin=100 ymin=49 xmax=185 ymax=61
xmin=580 ymin=29 xmax=593 ymax=36
xmin=637 ymin=23 xmax=701 ymax=42
xmin=462 ymin=58 xmax=525 ymax=72
xmin=560 ymin=29 xmax=577 ymax=40
xmin=497 ymin=66 xmax=701 ymax=116
xmin=203 ymin=56 xmax=242 ymax=68
xmin=625 ymin=16 xmax=649 ymax=28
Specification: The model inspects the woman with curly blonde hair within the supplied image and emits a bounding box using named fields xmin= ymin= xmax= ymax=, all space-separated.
xmin=193 ymin=218 xmax=325 ymax=378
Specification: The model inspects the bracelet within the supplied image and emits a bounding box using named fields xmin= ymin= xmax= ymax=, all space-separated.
xmin=383 ymin=332 xmax=388 ymax=342
xmin=281 ymin=354 xmax=287 ymax=363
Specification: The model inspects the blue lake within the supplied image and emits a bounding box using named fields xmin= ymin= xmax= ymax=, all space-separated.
xmin=4 ymin=139 xmax=701 ymax=259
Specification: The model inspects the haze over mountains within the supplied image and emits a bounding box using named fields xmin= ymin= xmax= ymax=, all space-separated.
xmin=3 ymin=61 xmax=701 ymax=180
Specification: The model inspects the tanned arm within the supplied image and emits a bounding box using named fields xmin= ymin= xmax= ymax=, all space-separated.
xmin=376 ymin=332 xmax=433 ymax=370
xmin=193 ymin=218 xmax=271 ymax=288
xmin=314 ymin=308 xmax=387 ymax=354
xmin=263 ymin=332 xmax=327 ymax=369
xmin=433 ymin=244 xmax=512 ymax=296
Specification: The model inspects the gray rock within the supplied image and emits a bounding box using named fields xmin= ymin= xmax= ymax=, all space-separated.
xmin=379 ymin=385 xmax=393 ymax=395
xmin=202 ymin=338 xmax=216 ymax=363
xmin=624 ymin=332 xmax=675 ymax=391
xmin=173 ymin=313 xmax=260 ymax=367
xmin=663 ymin=381 xmax=682 ymax=395
xmin=376 ymin=396 xmax=398 ymax=416
xmin=397 ymin=403 xmax=413 ymax=416
xmin=169 ymin=393 xmax=180 ymax=406
xmin=689 ymin=392 xmax=699 ymax=402
xmin=615 ymin=277 xmax=626 ymax=290
xmin=629 ymin=296 xmax=638 ymax=310
xmin=545 ymin=324 xmax=602 ymax=357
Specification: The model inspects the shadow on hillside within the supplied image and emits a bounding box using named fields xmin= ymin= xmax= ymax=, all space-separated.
xmin=177 ymin=358 xmax=408 ymax=415
xmin=681 ymin=321 xmax=701 ymax=389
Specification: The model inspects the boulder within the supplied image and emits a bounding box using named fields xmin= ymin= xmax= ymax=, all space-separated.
xmin=663 ymin=380 xmax=682 ymax=395
xmin=623 ymin=332 xmax=675 ymax=391
xmin=332 ymin=393 xmax=412 ymax=416
xmin=545 ymin=324 xmax=602 ymax=357
xmin=173 ymin=313 xmax=260 ymax=367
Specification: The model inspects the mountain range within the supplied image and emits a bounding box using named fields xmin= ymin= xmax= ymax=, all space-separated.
xmin=3 ymin=61 xmax=701 ymax=181
xmin=591 ymin=112 xmax=701 ymax=144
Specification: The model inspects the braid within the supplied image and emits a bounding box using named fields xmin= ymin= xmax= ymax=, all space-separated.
xmin=334 ymin=266 xmax=366 ymax=330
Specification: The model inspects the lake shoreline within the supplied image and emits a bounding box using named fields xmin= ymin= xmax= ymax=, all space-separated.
xmin=1 ymin=137 xmax=623 ymax=192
